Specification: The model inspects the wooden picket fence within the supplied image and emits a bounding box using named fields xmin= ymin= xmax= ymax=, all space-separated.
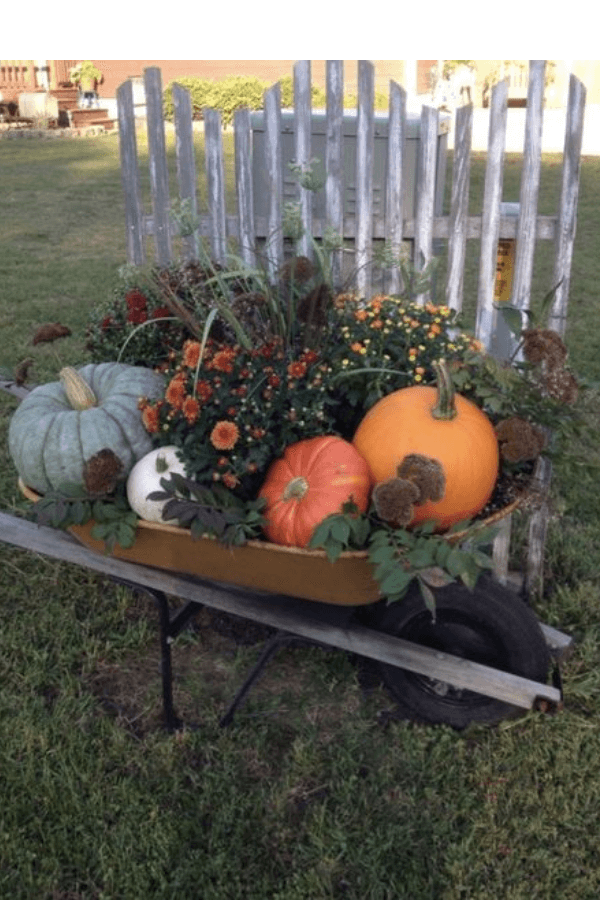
xmin=116 ymin=59 xmax=587 ymax=596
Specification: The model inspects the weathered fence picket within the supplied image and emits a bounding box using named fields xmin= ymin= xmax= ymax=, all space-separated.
xmin=117 ymin=59 xmax=584 ymax=338
xmin=115 ymin=59 xmax=586 ymax=597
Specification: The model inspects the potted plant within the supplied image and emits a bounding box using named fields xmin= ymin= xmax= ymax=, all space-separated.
xmin=69 ymin=61 xmax=102 ymax=108
xmin=69 ymin=60 xmax=101 ymax=91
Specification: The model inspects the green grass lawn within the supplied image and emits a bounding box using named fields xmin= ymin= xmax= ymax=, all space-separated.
xmin=2 ymin=131 xmax=600 ymax=899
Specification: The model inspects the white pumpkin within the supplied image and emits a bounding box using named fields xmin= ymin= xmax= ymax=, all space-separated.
xmin=126 ymin=445 xmax=188 ymax=523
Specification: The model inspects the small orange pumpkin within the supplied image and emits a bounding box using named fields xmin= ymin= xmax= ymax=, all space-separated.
xmin=258 ymin=436 xmax=372 ymax=548
xmin=353 ymin=360 xmax=499 ymax=530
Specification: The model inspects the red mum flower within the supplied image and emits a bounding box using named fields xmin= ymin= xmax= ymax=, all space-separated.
xmin=210 ymin=420 xmax=239 ymax=451
xmin=287 ymin=360 xmax=307 ymax=378
xmin=125 ymin=289 xmax=148 ymax=312
xmin=152 ymin=305 xmax=172 ymax=320
xmin=222 ymin=472 xmax=240 ymax=489
xmin=127 ymin=308 xmax=148 ymax=325
xmin=196 ymin=380 xmax=213 ymax=402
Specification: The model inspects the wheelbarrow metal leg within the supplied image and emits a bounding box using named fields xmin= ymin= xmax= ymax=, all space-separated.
xmin=219 ymin=631 xmax=298 ymax=727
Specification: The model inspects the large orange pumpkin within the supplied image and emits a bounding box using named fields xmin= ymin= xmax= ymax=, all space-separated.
xmin=258 ymin=436 xmax=372 ymax=548
xmin=353 ymin=360 xmax=499 ymax=530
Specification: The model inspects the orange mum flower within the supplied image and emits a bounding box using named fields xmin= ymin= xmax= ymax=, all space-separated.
xmin=182 ymin=396 xmax=200 ymax=424
xmin=165 ymin=373 xmax=186 ymax=410
xmin=142 ymin=404 xmax=160 ymax=434
xmin=211 ymin=349 xmax=236 ymax=373
xmin=210 ymin=420 xmax=239 ymax=451
xmin=182 ymin=340 xmax=201 ymax=368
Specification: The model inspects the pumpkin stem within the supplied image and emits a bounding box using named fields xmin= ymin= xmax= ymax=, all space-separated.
xmin=155 ymin=454 xmax=169 ymax=474
xmin=59 ymin=367 xmax=98 ymax=411
xmin=283 ymin=476 xmax=309 ymax=502
xmin=431 ymin=359 xmax=458 ymax=421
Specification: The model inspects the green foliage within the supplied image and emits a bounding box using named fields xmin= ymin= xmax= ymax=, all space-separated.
xmin=4 ymin=139 xmax=600 ymax=900
xmin=309 ymin=505 xmax=495 ymax=612
xmin=27 ymin=481 xmax=139 ymax=552
xmin=343 ymin=90 xmax=390 ymax=111
xmin=163 ymin=75 xmax=270 ymax=125
xmin=147 ymin=472 xmax=266 ymax=546
xmin=278 ymin=75 xmax=327 ymax=108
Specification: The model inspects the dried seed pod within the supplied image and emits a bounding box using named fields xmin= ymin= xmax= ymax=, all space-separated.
xmin=83 ymin=448 xmax=124 ymax=496
xmin=543 ymin=366 xmax=579 ymax=404
xmin=14 ymin=358 xmax=34 ymax=385
xmin=495 ymin=417 xmax=547 ymax=463
xmin=278 ymin=255 xmax=315 ymax=285
xmin=522 ymin=328 xmax=568 ymax=368
xmin=373 ymin=478 xmax=421 ymax=527
xmin=396 ymin=454 xmax=446 ymax=504
xmin=296 ymin=282 xmax=331 ymax=328
xmin=32 ymin=323 xmax=72 ymax=345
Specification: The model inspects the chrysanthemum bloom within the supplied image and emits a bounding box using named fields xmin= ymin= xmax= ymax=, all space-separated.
xmin=125 ymin=289 xmax=147 ymax=312
xmin=222 ymin=472 xmax=240 ymax=489
xmin=142 ymin=404 xmax=160 ymax=434
xmin=288 ymin=360 xmax=307 ymax=378
xmin=196 ymin=380 xmax=213 ymax=402
xmin=152 ymin=306 xmax=172 ymax=320
xmin=210 ymin=420 xmax=239 ymax=451
xmin=182 ymin=340 xmax=201 ymax=368
xmin=211 ymin=349 xmax=236 ymax=373
xmin=165 ymin=373 xmax=187 ymax=410
xmin=182 ymin=396 xmax=200 ymax=424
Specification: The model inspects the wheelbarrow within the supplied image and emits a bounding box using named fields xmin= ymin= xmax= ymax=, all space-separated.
xmin=2 ymin=485 xmax=569 ymax=732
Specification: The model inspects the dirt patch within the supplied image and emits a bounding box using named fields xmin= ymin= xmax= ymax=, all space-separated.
xmin=85 ymin=597 xmax=393 ymax=737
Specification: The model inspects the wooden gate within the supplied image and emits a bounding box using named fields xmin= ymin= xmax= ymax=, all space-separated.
xmin=116 ymin=59 xmax=587 ymax=596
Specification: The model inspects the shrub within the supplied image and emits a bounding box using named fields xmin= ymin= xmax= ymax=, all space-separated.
xmin=163 ymin=75 xmax=269 ymax=125
xmin=278 ymin=75 xmax=327 ymax=109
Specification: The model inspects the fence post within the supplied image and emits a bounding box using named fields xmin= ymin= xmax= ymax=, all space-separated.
xmin=173 ymin=84 xmax=199 ymax=261
xmin=117 ymin=79 xmax=145 ymax=266
xmin=475 ymin=78 xmax=508 ymax=347
xmin=294 ymin=60 xmax=313 ymax=260
xmin=263 ymin=82 xmax=284 ymax=281
xmin=325 ymin=60 xmax=344 ymax=289
xmin=234 ymin=107 xmax=256 ymax=267
xmin=144 ymin=67 xmax=172 ymax=266
xmin=511 ymin=60 xmax=546 ymax=315
xmin=550 ymin=73 xmax=587 ymax=336
xmin=204 ymin=107 xmax=227 ymax=265
xmin=384 ymin=80 xmax=407 ymax=296
xmin=414 ymin=104 xmax=439 ymax=305
xmin=356 ymin=60 xmax=374 ymax=300
xmin=445 ymin=103 xmax=472 ymax=312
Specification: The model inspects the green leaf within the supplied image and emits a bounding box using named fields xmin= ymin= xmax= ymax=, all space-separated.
xmin=378 ymin=566 xmax=414 ymax=598
xmin=497 ymin=304 xmax=524 ymax=338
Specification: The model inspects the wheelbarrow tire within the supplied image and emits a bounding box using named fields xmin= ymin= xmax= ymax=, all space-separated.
xmin=373 ymin=574 xmax=550 ymax=729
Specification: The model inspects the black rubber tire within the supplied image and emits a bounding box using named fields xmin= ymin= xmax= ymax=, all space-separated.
xmin=372 ymin=574 xmax=551 ymax=729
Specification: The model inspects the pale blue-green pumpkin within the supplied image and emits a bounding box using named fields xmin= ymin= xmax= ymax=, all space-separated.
xmin=9 ymin=362 xmax=165 ymax=494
